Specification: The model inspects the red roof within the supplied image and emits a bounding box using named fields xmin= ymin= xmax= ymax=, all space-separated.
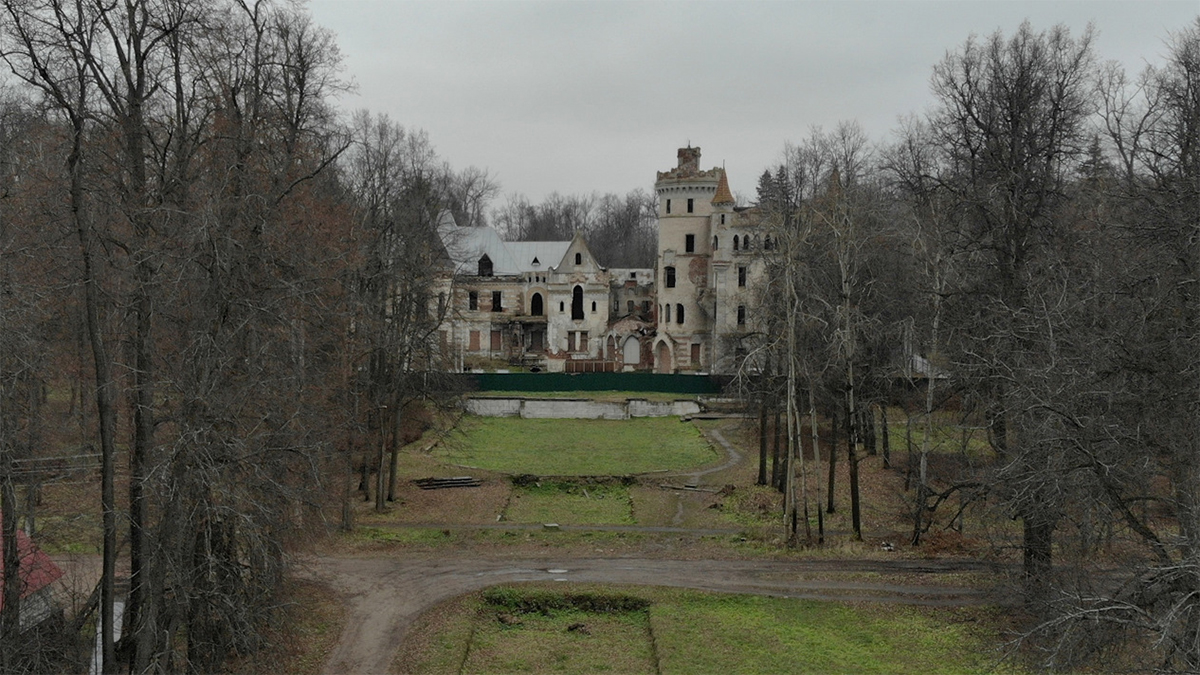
xmin=0 ymin=526 xmax=64 ymax=609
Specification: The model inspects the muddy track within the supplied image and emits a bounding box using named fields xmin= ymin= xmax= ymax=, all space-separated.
xmin=301 ymin=555 xmax=1005 ymax=675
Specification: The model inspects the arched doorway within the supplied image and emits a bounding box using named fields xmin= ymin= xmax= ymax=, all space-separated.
xmin=655 ymin=341 xmax=672 ymax=374
xmin=530 ymin=292 xmax=544 ymax=316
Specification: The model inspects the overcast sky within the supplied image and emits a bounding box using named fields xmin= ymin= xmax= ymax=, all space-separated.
xmin=306 ymin=1 xmax=1197 ymax=204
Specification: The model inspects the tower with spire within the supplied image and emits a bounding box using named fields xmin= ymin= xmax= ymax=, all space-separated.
xmin=652 ymin=146 xmax=740 ymax=373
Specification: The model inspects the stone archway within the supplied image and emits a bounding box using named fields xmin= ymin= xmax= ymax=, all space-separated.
xmin=622 ymin=336 xmax=640 ymax=366
xmin=655 ymin=340 xmax=672 ymax=374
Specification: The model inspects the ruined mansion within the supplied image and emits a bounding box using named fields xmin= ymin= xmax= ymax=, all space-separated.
xmin=435 ymin=146 xmax=769 ymax=375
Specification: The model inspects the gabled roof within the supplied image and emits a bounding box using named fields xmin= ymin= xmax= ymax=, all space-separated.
xmin=508 ymin=241 xmax=572 ymax=273
xmin=0 ymin=526 xmax=64 ymax=609
xmin=437 ymin=210 xmax=575 ymax=275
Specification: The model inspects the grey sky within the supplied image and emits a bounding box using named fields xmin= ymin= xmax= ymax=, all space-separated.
xmin=307 ymin=0 xmax=1197 ymax=204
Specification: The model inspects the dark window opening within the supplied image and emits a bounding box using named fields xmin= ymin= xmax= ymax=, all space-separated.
xmin=687 ymin=198 xmax=694 ymax=213
xmin=591 ymin=301 xmax=597 ymax=312
xmin=764 ymin=236 xmax=773 ymax=251
xmin=712 ymin=236 xmax=718 ymax=250
xmin=665 ymin=304 xmax=671 ymax=322
xmin=575 ymin=252 xmax=582 ymax=265
xmin=478 ymin=254 xmax=493 ymax=276
xmin=737 ymin=305 xmax=746 ymax=325
xmin=559 ymin=301 xmax=565 ymax=312
xmin=531 ymin=293 xmax=544 ymax=316
xmin=571 ymin=286 xmax=584 ymax=320
xmin=738 ymin=266 xmax=747 ymax=287
xmin=721 ymin=214 xmax=726 ymax=225
xmin=676 ymin=303 xmax=685 ymax=324
xmin=468 ymin=291 xmax=478 ymax=310
xmin=492 ymin=291 xmax=502 ymax=311
xmin=742 ymin=235 xmax=749 ymax=249
xmin=685 ymin=234 xmax=695 ymax=253
xmin=733 ymin=237 xmax=739 ymax=252
xmin=642 ymin=300 xmax=650 ymax=313
xmin=665 ymin=266 xmax=676 ymax=288
xmin=666 ymin=198 xmax=672 ymax=214
xmin=627 ymin=300 xmax=635 ymax=314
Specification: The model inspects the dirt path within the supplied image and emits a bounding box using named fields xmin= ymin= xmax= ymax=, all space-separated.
xmin=301 ymin=554 xmax=1003 ymax=675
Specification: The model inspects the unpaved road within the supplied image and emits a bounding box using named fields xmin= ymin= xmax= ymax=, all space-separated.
xmin=301 ymin=555 xmax=1003 ymax=675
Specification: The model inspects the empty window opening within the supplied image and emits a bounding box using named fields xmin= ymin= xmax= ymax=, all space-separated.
xmin=665 ymin=304 xmax=671 ymax=322
xmin=685 ymin=234 xmax=695 ymax=253
xmin=676 ymin=303 xmax=685 ymax=324
xmin=478 ymin=254 xmax=493 ymax=276
xmin=531 ymin=292 xmax=544 ymax=316
xmin=468 ymin=291 xmax=478 ymax=310
xmin=737 ymin=305 xmax=746 ymax=325
xmin=720 ymin=214 xmax=726 ymax=224
xmin=712 ymin=236 xmax=718 ymax=250
xmin=575 ymin=252 xmax=582 ymax=265
xmin=687 ymin=198 xmax=694 ymax=213
xmin=666 ymin=198 xmax=672 ymax=214
xmin=559 ymin=301 xmax=565 ymax=312
xmin=492 ymin=291 xmax=503 ymax=311
xmin=665 ymin=266 xmax=676 ymax=288
xmin=591 ymin=301 xmax=597 ymax=312
xmin=738 ymin=266 xmax=747 ymax=287
xmin=627 ymin=300 xmax=635 ymax=314
xmin=733 ymin=237 xmax=739 ymax=252
xmin=571 ymin=286 xmax=584 ymax=320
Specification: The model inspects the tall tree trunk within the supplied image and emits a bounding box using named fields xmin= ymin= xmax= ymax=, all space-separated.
xmin=757 ymin=399 xmax=768 ymax=486
xmin=879 ymin=405 xmax=891 ymax=469
xmin=808 ymin=387 xmax=824 ymax=543
xmin=1 ymin=471 xmax=20 ymax=668
xmin=826 ymin=410 xmax=838 ymax=514
xmin=846 ymin=394 xmax=862 ymax=540
xmin=771 ymin=409 xmax=782 ymax=492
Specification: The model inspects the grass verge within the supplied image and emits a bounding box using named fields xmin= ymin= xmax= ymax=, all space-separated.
xmin=505 ymin=481 xmax=634 ymax=525
xmin=436 ymin=417 xmax=717 ymax=476
xmin=397 ymin=584 xmax=1012 ymax=674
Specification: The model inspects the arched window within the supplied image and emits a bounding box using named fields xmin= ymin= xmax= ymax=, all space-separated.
xmin=743 ymin=235 xmax=750 ymax=249
xmin=575 ymin=252 xmax=582 ymax=265
xmin=531 ymin=293 xmax=544 ymax=316
xmin=664 ymin=266 xmax=676 ymax=288
xmin=591 ymin=301 xmax=597 ymax=312
xmin=712 ymin=236 xmax=719 ymax=250
xmin=571 ymin=286 xmax=584 ymax=320
xmin=665 ymin=304 xmax=671 ymax=322
xmin=676 ymin=303 xmax=685 ymax=324
xmin=559 ymin=301 xmax=565 ymax=312
xmin=733 ymin=237 xmax=739 ymax=252
xmin=478 ymin=254 xmax=493 ymax=276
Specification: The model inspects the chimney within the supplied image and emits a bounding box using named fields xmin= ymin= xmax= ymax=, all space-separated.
xmin=677 ymin=146 xmax=701 ymax=172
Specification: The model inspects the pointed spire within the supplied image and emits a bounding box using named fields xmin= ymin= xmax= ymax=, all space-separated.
xmin=712 ymin=168 xmax=735 ymax=205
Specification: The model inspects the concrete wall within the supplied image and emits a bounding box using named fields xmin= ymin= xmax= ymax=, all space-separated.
xmin=464 ymin=397 xmax=701 ymax=419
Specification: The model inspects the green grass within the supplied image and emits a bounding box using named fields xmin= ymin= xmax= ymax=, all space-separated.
xmin=505 ymin=482 xmax=634 ymax=525
xmin=436 ymin=417 xmax=718 ymax=476
xmin=400 ymin=585 xmax=1010 ymax=675
xmin=473 ymin=390 xmax=691 ymax=402
xmin=652 ymin=591 xmax=1003 ymax=674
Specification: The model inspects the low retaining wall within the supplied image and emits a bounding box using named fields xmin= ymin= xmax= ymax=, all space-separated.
xmin=464 ymin=397 xmax=701 ymax=420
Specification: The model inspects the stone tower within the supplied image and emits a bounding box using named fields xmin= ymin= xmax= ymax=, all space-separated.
xmin=653 ymin=146 xmax=731 ymax=373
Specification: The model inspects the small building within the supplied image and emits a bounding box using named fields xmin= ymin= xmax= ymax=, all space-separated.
xmin=0 ymin=527 xmax=64 ymax=634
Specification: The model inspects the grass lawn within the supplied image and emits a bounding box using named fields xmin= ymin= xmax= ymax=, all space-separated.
xmin=435 ymin=417 xmax=718 ymax=476
xmin=472 ymin=390 xmax=692 ymax=402
xmin=397 ymin=585 xmax=1011 ymax=675
xmin=504 ymin=481 xmax=634 ymax=525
